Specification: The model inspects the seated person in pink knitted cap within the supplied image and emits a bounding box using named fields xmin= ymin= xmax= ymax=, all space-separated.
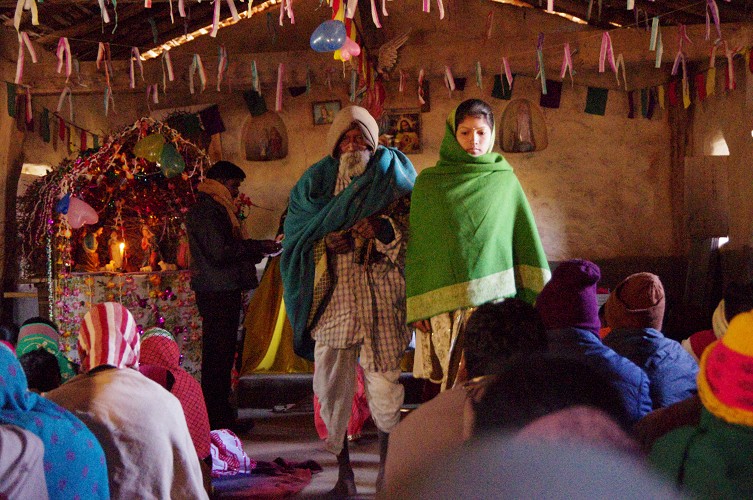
xmin=535 ymin=259 xmax=652 ymax=426
xmin=138 ymin=327 xmax=211 ymax=464
xmin=650 ymin=310 xmax=753 ymax=498
xmin=602 ymin=273 xmax=697 ymax=409
xmin=46 ymin=302 xmax=208 ymax=500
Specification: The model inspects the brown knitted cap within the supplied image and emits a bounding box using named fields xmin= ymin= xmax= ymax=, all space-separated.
xmin=605 ymin=272 xmax=665 ymax=330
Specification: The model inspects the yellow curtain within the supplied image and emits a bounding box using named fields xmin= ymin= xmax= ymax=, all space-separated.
xmin=241 ymin=256 xmax=314 ymax=374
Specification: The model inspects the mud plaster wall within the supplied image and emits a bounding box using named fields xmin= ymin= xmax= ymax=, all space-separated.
xmin=21 ymin=79 xmax=675 ymax=265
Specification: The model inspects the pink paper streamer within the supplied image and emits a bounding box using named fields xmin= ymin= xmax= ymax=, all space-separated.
xmin=96 ymin=42 xmax=105 ymax=69
xmin=485 ymin=11 xmax=493 ymax=39
xmin=285 ymin=0 xmax=294 ymax=24
xmin=436 ymin=0 xmax=444 ymax=19
xmin=56 ymin=37 xmax=72 ymax=79
xmin=423 ymin=0 xmax=429 ymax=13
xmin=275 ymin=63 xmax=284 ymax=112
xmin=370 ymin=0 xmax=382 ymax=28
xmin=560 ymin=42 xmax=573 ymax=83
xmin=399 ymin=69 xmax=405 ymax=92
xmin=178 ymin=0 xmax=186 ymax=17
xmin=381 ymin=0 xmax=388 ymax=16
xmin=598 ymin=31 xmax=616 ymax=74
xmin=725 ymin=41 xmax=735 ymax=90
xmin=502 ymin=57 xmax=513 ymax=89
xmin=706 ymin=0 xmax=722 ymax=42
xmin=146 ymin=84 xmax=159 ymax=104
xmin=130 ymin=47 xmax=144 ymax=89
xmin=418 ymin=68 xmax=425 ymax=105
xmin=145 ymin=0 xmax=151 ymax=7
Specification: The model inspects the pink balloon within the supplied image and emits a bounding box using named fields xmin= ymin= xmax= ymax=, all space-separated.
xmin=67 ymin=197 xmax=98 ymax=229
xmin=341 ymin=37 xmax=361 ymax=58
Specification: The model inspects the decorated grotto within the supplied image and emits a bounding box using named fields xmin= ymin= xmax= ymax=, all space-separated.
xmin=16 ymin=117 xmax=217 ymax=373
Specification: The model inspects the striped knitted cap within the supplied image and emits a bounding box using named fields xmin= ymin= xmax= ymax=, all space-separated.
xmin=78 ymin=302 xmax=140 ymax=372
xmin=697 ymin=310 xmax=753 ymax=426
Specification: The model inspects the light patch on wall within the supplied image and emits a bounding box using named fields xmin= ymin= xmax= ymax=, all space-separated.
xmin=718 ymin=236 xmax=730 ymax=248
xmin=21 ymin=163 xmax=51 ymax=177
xmin=706 ymin=131 xmax=730 ymax=156
xmin=18 ymin=163 xmax=51 ymax=197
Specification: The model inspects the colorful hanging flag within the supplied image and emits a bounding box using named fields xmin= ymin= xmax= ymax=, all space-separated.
xmin=491 ymin=73 xmax=514 ymax=100
xmin=696 ymin=73 xmax=707 ymax=101
xmin=585 ymin=87 xmax=608 ymax=115
xmin=540 ymin=79 xmax=562 ymax=108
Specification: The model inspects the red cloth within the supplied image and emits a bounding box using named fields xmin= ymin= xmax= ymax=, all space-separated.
xmin=140 ymin=336 xmax=211 ymax=460
xmin=687 ymin=329 xmax=717 ymax=360
xmin=313 ymin=364 xmax=370 ymax=440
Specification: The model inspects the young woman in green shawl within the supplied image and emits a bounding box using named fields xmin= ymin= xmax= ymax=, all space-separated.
xmin=405 ymin=99 xmax=550 ymax=391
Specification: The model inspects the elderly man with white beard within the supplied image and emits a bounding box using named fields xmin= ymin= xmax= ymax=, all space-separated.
xmin=281 ymin=105 xmax=416 ymax=496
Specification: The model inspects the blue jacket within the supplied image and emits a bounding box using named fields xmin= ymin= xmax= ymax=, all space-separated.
xmin=604 ymin=327 xmax=698 ymax=409
xmin=547 ymin=327 xmax=653 ymax=426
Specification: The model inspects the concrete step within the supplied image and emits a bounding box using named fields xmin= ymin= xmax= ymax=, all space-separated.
xmin=235 ymin=372 xmax=424 ymax=410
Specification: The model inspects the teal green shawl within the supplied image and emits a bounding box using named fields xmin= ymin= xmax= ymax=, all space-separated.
xmin=281 ymin=146 xmax=416 ymax=360
xmin=405 ymin=108 xmax=550 ymax=322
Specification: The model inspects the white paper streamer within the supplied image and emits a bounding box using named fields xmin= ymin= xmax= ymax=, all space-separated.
xmin=56 ymin=86 xmax=73 ymax=121
xmin=444 ymin=65 xmax=455 ymax=96
xmin=14 ymin=0 xmax=38 ymax=31
xmin=97 ymin=0 xmax=111 ymax=23
xmin=189 ymin=54 xmax=206 ymax=94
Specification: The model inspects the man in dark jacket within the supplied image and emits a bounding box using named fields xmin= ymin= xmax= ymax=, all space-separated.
xmin=603 ymin=273 xmax=698 ymax=409
xmin=186 ymin=161 xmax=280 ymax=430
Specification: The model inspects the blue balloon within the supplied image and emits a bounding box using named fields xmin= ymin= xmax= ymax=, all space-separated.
xmin=310 ymin=20 xmax=347 ymax=52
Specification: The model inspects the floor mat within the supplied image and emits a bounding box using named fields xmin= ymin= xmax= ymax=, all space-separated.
xmin=212 ymin=459 xmax=322 ymax=499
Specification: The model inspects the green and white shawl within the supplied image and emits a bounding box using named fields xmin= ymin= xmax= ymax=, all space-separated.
xmin=405 ymin=107 xmax=550 ymax=322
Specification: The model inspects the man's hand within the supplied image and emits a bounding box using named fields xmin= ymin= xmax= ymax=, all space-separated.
xmin=325 ymin=231 xmax=353 ymax=254
xmin=352 ymin=216 xmax=394 ymax=243
xmin=258 ymin=239 xmax=283 ymax=256
xmin=411 ymin=319 xmax=432 ymax=334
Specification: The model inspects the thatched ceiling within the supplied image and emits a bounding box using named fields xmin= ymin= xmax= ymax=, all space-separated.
xmin=2 ymin=0 xmax=752 ymax=61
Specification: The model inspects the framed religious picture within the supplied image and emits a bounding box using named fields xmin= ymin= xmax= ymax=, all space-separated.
xmin=312 ymin=100 xmax=341 ymax=125
xmin=379 ymin=109 xmax=422 ymax=153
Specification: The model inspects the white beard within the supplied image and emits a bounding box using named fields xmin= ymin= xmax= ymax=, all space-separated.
xmin=334 ymin=150 xmax=371 ymax=195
